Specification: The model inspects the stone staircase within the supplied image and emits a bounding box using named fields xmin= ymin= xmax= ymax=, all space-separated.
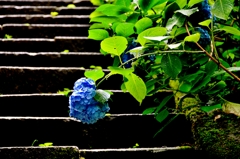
xmin=0 ymin=0 xmax=208 ymax=158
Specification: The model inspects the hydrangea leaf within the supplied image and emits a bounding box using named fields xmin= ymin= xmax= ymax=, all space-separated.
xmin=176 ymin=0 xmax=187 ymax=8
xmin=96 ymin=4 xmax=132 ymax=16
xmin=175 ymin=7 xmax=199 ymax=16
xmin=94 ymin=89 xmax=111 ymax=104
xmin=135 ymin=17 xmax=153 ymax=34
xmin=138 ymin=0 xmax=167 ymax=13
xmin=184 ymin=33 xmax=200 ymax=43
xmin=161 ymin=54 xmax=182 ymax=78
xmin=201 ymin=104 xmax=222 ymax=112
xmin=137 ymin=27 xmax=167 ymax=46
xmin=212 ymin=0 xmax=233 ymax=20
xmin=108 ymin=66 xmax=134 ymax=76
xmin=199 ymin=19 xmax=212 ymax=27
xmin=217 ymin=26 xmax=240 ymax=36
xmin=188 ymin=0 xmax=203 ymax=7
xmin=116 ymin=23 xmax=135 ymax=37
xmin=90 ymin=16 xmax=122 ymax=24
xmin=84 ymin=69 xmax=105 ymax=82
xmin=155 ymin=109 xmax=169 ymax=123
xmin=166 ymin=13 xmax=186 ymax=31
xmin=88 ymin=29 xmax=109 ymax=40
xmin=114 ymin=0 xmax=131 ymax=7
xmin=142 ymin=107 xmax=156 ymax=115
xmin=124 ymin=73 xmax=147 ymax=104
xmin=101 ymin=36 xmax=128 ymax=56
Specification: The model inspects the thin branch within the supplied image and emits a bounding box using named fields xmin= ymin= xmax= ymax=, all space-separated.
xmin=185 ymin=22 xmax=240 ymax=83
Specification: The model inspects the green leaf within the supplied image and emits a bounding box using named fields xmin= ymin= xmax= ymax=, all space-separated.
xmin=124 ymin=73 xmax=147 ymax=104
xmin=191 ymin=75 xmax=211 ymax=93
xmin=116 ymin=23 xmax=135 ymax=37
xmin=94 ymin=89 xmax=111 ymax=103
xmin=167 ymin=43 xmax=182 ymax=49
xmin=88 ymin=29 xmax=109 ymax=40
xmin=155 ymin=95 xmax=173 ymax=114
xmin=138 ymin=0 xmax=166 ymax=13
xmin=126 ymin=13 xmax=140 ymax=23
xmin=176 ymin=0 xmax=187 ymax=8
xmin=188 ymin=0 xmax=203 ymax=7
xmin=101 ymin=36 xmax=128 ymax=56
xmin=57 ymin=88 xmax=71 ymax=97
xmin=175 ymin=7 xmax=199 ymax=16
xmin=199 ymin=19 xmax=212 ymax=27
xmin=184 ymin=33 xmax=200 ymax=43
xmin=67 ymin=4 xmax=76 ymax=8
xmin=155 ymin=109 xmax=169 ymax=123
xmin=212 ymin=67 xmax=240 ymax=77
xmin=96 ymin=4 xmax=132 ymax=16
xmin=84 ymin=69 xmax=105 ymax=82
xmin=142 ymin=107 xmax=156 ymax=115
xmin=89 ymin=23 xmax=109 ymax=29
xmin=50 ymin=12 xmax=58 ymax=16
xmin=135 ymin=17 xmax=153 ymax=34
xmin=114 ymin=0 xmax=131 ymax=7
xmin=201 ymin=104 xmax=222 ymax=112
xmin=205 ymin=61 xmax=218 ymax=75
xmin=206 ymin=81 xmax=227 ymax=95
xmin=144 ymin=36 xmax=172 ymax=41
xmin=166 ymin=13 xmax=186 ymax=31
xmin=161 ymin=54 xmax=182 ymax=78
xmin=179 ymin=82 xmax=192 ymax=92
xmin=212 ymin=0 xmax=234 ymax=20
xmin=137 ymin=27 xmax=167 ymax=46
xmin=90 ymin=16 xmax=122 ymax=24
xmin=108 ymin=66 xmax=134 ymax=76
xmin=217 ymin=26 xmax=240 ymax=36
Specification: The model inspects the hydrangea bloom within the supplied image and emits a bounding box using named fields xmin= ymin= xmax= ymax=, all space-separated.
xmin=69 ymin=78 xmax=110 ymax=124
xmin=121 ymin=40 xmax=138 ymax=68
xmin=195 ymin=27 xmax=211 ymax=47
xmin=199 ymin=0 xmax=212 ymax=20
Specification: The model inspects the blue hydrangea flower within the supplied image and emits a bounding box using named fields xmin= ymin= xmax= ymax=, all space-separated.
xmin=199 ymin=0 xmax=212 ymax=20
xmin=121 ymin=39 xmax=138 ymax=68
xmin=195 ymin=27 xmax=211 ymax=47
xmin=69 ymin=78 xmax=110 ymax=124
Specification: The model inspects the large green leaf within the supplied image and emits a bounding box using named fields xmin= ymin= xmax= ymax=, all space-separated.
xmin=94 ymin=89 xmax=111 ymax=104
xmin=176 ymin=0 xmax=187 ymax=8
xmin=201 ymin=104 xmax=222 ymax=112
xmin=108 ymin=66 xmax=134 ymax=76
xmin=88 ymin=29 xmax=109 ymax=40
xmin=184 ymin=33 xmax=200 ymax=43
xmin=96 ymin=4 xmax=132 ymax=16
xmin=166 ymin=13 xmax=186 ymax=31
xmin=212 ymin=0 xmax=234 ymax=20
xmin=116 ymin=23 xmax=135 ymax=37
xmin=155 ymin=109 xmax=169 ymax=123
xmin=175 ymin=7 xmax=199 ymax=16
xmin=217 ymin=26 xmax=240 ymax=36
xmin=137 ymin=27 xmax=167 ymax=46
xmin=135 ymin=17 xmax=153 ymax=34
xmin=90 ymin=16 xmax=122 ymax=24
xmin=124 ymin=73 xmax=147 ymax=104
xmin=138 ymin=0 xmax=167 ymax=13
xmin=114 ymin=0 xmax=131 ymax=7
xmin=161 ymin=54 xmax=182 ymax=78
xmin=84 ymin=69 xmax=105 ymax=82
xmin=101 ymin=36 xmax=128 ymax=56
xmin=142 ymin=107 xmax=156 ymax=115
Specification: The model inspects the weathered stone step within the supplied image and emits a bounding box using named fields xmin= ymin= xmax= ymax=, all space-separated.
xmin=2 ymin=24 xmax=90 ymax=38
xmin=0 ymin=67 xmax=122 ymax=93
xmin=0 ymin=37 xmax=100 ymax=52
xmin=0 ymin=147 xmax=207 ymax=159
xmin=0 ymin=0 xmax=92 ymax=6
xmin=0 ymin=52 xmax=112 ymax=67
xmin=0 ymin=92 xmax=172 ymax=115
xmin=0 ymin=116 xmax=193 ymax=148
xmin=0 ymin=6 xmax=95 ymax=15
xmin=0 ymin=15 xmax=89 ymax=24
xmin=0 ymin=146 xmax=80 ymax=159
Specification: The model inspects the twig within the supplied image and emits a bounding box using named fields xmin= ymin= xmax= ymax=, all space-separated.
xmin=185 ymin=22 xmax=240 ymax=83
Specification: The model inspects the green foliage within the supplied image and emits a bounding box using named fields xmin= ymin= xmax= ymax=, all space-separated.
xmin=84 ymin=68 xmax=105 ymax=82
xmin=87 ymin=0 xmax=240 ymax=135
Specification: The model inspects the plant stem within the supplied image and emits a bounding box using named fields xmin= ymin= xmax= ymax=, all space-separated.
xmin=185 ymin=22 xmax=240 ymax=83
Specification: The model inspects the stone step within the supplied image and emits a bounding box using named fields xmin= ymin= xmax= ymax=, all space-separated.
xmin=0 ymin=147 xmax=208 ymax=159
xmin=0 ymin=0 xmax=92 ymax=6
xmin=1 ymin=24 xmax=90 ymax=38
xmin=0 ymin=67 xmax=123 ymax=93
xmin=0 ymin=15 xmax=89 ymax=24
xmin=0 ymin=6 xmax=95 ymax=15
xmin=0 ymin=92 xmax=173 ymax=116
xmin=0 ymin=37 xmax=100 ymax=52
xmin=0 ymin=116 xmax=193 ymax=148
xmin=0 ymin=52 xmax=112 ymax=67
